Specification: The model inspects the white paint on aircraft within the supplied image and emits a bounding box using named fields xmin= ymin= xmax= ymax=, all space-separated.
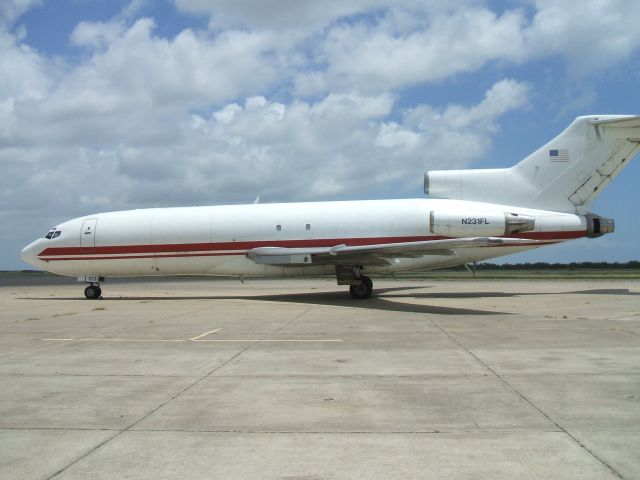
xmin=21 ymin=115 xmax=639 ymax=299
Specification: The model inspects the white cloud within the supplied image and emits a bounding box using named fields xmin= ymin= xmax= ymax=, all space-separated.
xmin=439 ymin=78 xmax=530 ymax=130
xmin=175 ymin=0 xmax=640 ymax=77
xmin=3 ymin=0 xmax=640 ymax=269
xmin=1 ymin=0 xmax=635 ymax=215
xmin=112 ymin=84 xmax=521 ymax=202
xmin=291 ymin=0 xmax=640 ymax=96
xmin=0 ymin=31 xmax=53 ymax=103
xmin=174 ymin=0 xmax=394 ymax=30
xmin=189 ymin=81 xmax=527 ymax=198
xmin=0 ymin=0 xmax=41 ymax=27
xmin=300 ymin=7 xmax=527 ymax=94
xmin=3 ymin=17 xmax=290 ymax=152
xmin=68 ymin=0 xmax=150 ymax=49
xmin=1 ymin=79 xmax=528 ymax=229
xmin=69 ymin=18 xmax=281 ymax=107
xmin=174 ymin=0 xmax=482 ymax=30
xmin=525 ymin=0 xmax=640 ymax=73
xmin=70 ymin=20 xmax=125 ymax=49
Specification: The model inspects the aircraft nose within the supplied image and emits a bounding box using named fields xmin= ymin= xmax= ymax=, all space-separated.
xmin=20 ymin=240 xmax=41 ymax=268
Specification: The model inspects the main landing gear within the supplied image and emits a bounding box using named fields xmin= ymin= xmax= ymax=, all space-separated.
xmin=335 ymin=266 xmax=373 ymax=299
xmin=349 ymin=276 xmax=373 ymax=299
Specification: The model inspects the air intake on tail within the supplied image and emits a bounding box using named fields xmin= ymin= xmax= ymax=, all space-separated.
xmin=585 ymin=214 xmax=615 ymax=238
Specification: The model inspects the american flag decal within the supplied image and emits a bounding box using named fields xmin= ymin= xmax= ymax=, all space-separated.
xmin=549 ymin=148 xmax=569 ymax=162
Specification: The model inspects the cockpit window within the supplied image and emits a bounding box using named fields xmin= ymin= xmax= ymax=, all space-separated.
xmin=44 ymin=229 xmax=62 ymax=239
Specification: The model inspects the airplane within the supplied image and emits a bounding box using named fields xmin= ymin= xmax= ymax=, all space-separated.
xmin=20 ymin=115 xmax=639 ymax=300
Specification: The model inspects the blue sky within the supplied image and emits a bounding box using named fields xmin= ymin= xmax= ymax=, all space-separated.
xmin=1 ymin=0 xmax=639 ymax=270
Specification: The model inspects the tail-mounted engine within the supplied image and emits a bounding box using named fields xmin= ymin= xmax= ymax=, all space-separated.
xmin=429 ymin=211 xmax=535 ymax=237
xmin=585 ymin=214 xmax=615 ymax=238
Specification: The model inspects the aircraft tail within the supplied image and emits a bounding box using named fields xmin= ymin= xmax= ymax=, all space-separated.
xmin=425 ymin=115 xmax=640 ymax=212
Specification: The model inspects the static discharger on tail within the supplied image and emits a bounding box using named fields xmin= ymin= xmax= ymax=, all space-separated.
xmin=21 ymin=115 xmax=639 ymax=299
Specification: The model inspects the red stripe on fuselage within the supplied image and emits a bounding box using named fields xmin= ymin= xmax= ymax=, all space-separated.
xmin=37 ymin=231 xmax=586 ymax=260
xmin=41 ymin=252 xmax=246 ymax=262
xmin=38 ymin=235 xmax=441 ymax=257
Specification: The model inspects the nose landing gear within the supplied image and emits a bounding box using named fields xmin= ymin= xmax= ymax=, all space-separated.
xmin=80 ymin=276 xmax=104 ymax=300
xmin=84 ymin=284 xmax=102 ymax=300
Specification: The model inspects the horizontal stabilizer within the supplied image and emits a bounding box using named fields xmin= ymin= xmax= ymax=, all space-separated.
xmin=588 ymin=116 xmax=640 ymax=128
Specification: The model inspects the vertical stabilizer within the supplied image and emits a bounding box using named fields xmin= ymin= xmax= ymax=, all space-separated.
xmin=425 ymin=115 xmax=640 ymax=212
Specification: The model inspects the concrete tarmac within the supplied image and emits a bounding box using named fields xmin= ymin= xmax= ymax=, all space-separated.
xmin=1 ymin=278 xmax=639 ymax=479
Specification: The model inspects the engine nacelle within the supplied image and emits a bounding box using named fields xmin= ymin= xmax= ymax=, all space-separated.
xmin=585 ymin=214 xmax=614 ymax=238
xmin=429 ymin=211 xmax=535 ymax=237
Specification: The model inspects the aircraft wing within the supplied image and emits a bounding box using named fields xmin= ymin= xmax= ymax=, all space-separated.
xmin=246 ymin=237 xmax=541 ymax=266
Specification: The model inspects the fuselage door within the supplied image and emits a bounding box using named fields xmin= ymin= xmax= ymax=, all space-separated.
xmin=80 ymin=218 xmax=98 ymax=249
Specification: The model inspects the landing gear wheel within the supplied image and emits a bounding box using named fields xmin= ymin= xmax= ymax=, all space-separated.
xmin=349 ymin=276 xmax=373 ymax=299
xmin=84 ymin=285 xmax=102 ymax=300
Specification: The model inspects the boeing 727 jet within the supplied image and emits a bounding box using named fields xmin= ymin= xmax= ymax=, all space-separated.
xmin=21 ymin=115 xmax=639 ymax=299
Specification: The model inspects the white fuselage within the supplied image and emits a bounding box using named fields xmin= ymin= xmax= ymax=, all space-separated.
xmin=21 ymin=198 xmax=587 ymax=278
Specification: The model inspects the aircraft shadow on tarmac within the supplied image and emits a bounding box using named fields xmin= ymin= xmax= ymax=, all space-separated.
xmin=27 ymin=287 xmax=501 ymax=315
xmin=565 ymin=288 xmax=640 ymax=296
xmin=23 ymin=286 xmax=638 ymax=316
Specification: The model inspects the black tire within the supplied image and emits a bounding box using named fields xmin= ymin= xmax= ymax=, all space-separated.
xmin=349 ymin=276 xmax=373 ymax=299
xmin=84 ymin=285 xmax=102 ymax=300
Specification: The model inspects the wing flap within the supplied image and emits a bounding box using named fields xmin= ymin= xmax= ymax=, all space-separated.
xmin=246 ymin=237 xmax=540 ymax=266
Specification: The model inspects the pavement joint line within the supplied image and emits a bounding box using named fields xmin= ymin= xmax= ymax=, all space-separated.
xmin=6 ymin=426 xmax=640 ymax=434
xmin=44 ymin=307 xmax=312 ymax=480
xmin=268 ymin=307 xmax=313 ymax=336
xmin=428 ymin=316 xmax=627 ymax=480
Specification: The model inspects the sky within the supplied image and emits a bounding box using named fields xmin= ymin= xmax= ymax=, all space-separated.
xmin=2 ymin=0 xmax=639 ymax=270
